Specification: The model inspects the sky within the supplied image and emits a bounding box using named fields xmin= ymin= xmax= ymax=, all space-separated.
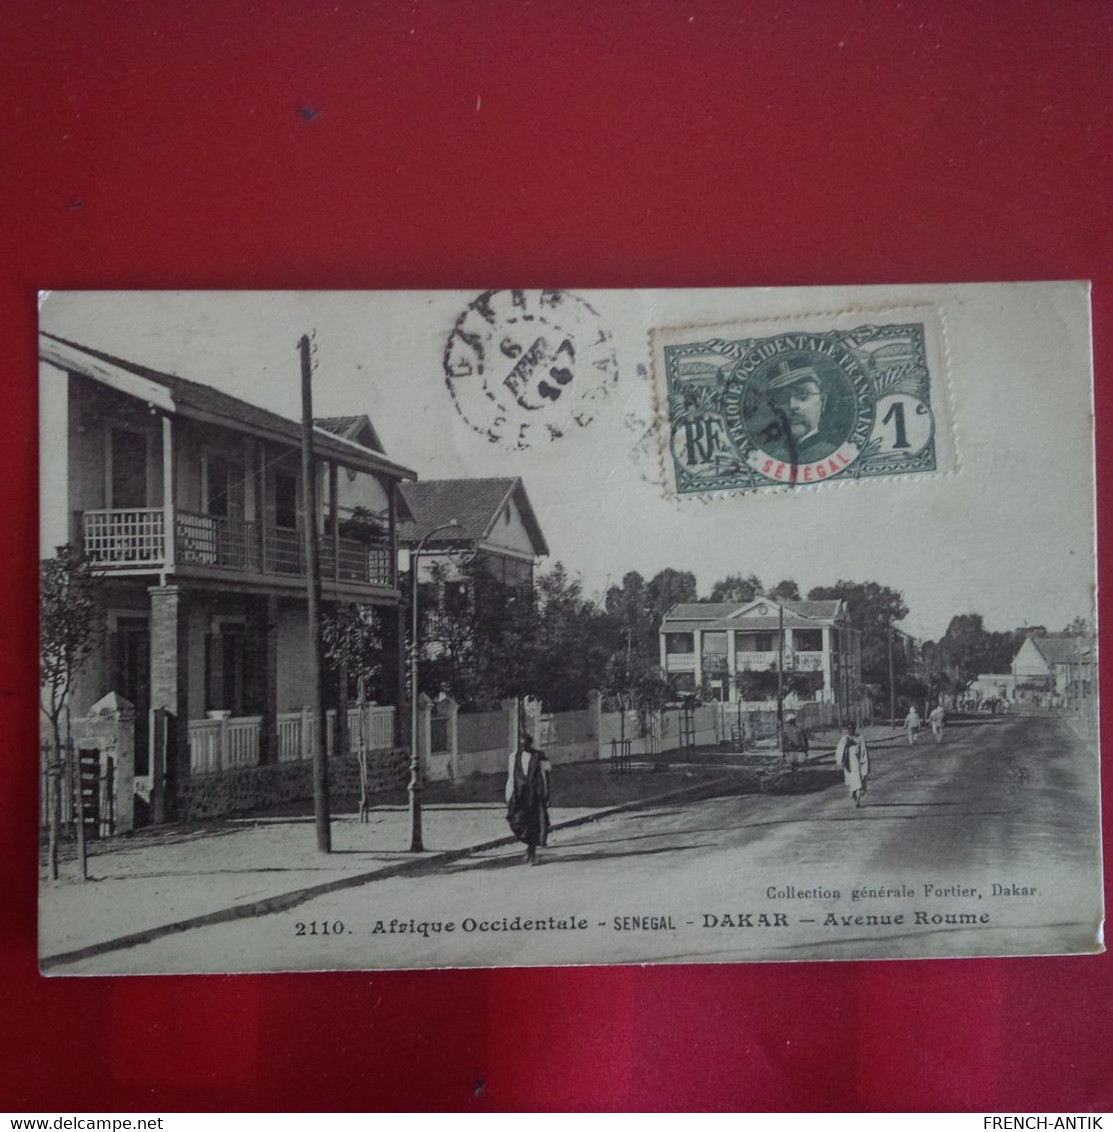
xmin=38 ymin=285 xmax=1097 ymax=642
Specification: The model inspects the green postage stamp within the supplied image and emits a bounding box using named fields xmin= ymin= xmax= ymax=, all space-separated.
xmin=652 ymin=307 xmax=955 ymax=496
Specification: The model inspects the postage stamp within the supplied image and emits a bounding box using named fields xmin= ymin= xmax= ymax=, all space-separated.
xmin=443 ymin=288 xmax=619 ymax=450
xmin=652 ymin=307 xmax=954 ymax=496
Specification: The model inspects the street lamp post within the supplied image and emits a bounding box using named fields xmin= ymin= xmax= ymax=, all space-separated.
xmin=408 ymin=519 xmax=462 ymax=852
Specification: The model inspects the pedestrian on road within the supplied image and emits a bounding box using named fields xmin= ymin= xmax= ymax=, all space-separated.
xmin=505 ymin=732 xmax=552 ymax=865
xmin=835 ymin=721 xmax=870 ymax=809
xmin=781 ymin=714 xmax=809 ymax=781
xmin=929 ymin=702 xmax=946 ymax=745
xmin=904 ymin=705 xmax=920 ymax=745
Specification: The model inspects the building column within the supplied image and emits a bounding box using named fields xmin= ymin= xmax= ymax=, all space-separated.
xmin=725 ymin=630 xmax=737 ymax=703
xmin=148 ymin=585 xmax=189 ymax=817
xmin=821 ymin=625 xmax=834 ymax=706
xmin=328 ymin=461 xmax=340 ymax=582
xmin=692 ymin=630 xmax=703 ymax=693
xmin=261 ymin=594 xmax=279 ymax=763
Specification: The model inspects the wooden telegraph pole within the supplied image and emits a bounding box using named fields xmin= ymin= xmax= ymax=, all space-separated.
xmin=888 ymin=624 xmax=896 ymax=728
xmin=776 ymin=602 xmax=785 ymax=745
xmin=300 ymin=333 xmax=331 ymax=853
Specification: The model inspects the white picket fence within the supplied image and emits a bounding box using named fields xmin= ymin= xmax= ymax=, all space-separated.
xmin=188 ymin=705 xmax=396 ymax=774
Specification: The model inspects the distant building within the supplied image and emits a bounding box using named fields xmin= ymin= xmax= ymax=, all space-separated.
xmin=659 ymin=596 xmax=861 ymax=713
xmin=1011 ymin=634 xmax=1093 ymax=700
xmin=968 ymin=673 xmax=1017 ymax=704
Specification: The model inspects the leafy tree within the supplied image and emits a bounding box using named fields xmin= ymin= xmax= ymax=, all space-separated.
xmin=321 ymin=603 xmax=387 ymax=698
xmin=769 ymin=578 xmax=801 ymax=601
xmin=646 ymin=568 xmax=698 ymax=619
xmin=936 ymin=614 xmax=1024 ymax=691
xmin=1062 ymin=616 xmax=1092 ymax=637
xmin=605 ymin=566 xmax=698 ymax=665
xmin=40 ymin=545 xmax=103 ymax=881
xmin=706 ymin=572 xmax=762 ymax=603
xmin=605 ymin=571 xmax=655 ymax=657
xmin=321 ymin=602 xmax=388 ymax=818
xmin=417 ymin=560 xmax=616 ymax=713
xmin=806 ymin=580 xmax=909 ymax=707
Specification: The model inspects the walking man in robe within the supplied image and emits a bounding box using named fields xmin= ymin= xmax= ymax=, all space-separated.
xmin=835 ymin=721 xmax=870 ymax=809
xmin=505 ymin=732 xmax=552 ymax=865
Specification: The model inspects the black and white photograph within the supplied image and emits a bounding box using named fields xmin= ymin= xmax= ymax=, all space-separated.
xmin=37 ymin=283 xmax=1101 ymax=974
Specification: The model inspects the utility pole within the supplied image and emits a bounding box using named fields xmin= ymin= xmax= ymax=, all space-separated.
xmin=776 ymin=602 xmax=784 ymax=745
xmin=300 ymin=333 xmax=331 ymax=853
xmin=888 ymin=624 xmax=896 ymax=728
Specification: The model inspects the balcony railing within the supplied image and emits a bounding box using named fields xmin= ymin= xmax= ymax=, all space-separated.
xmin=81 ymin=509 xmax=166 ymax=566
xmin=82 ymin=508 xmax=394 ymax=588
xmin=663 ymin=649 xmax=829 ymax=674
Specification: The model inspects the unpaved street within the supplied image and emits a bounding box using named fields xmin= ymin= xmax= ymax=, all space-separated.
xmin=65 ymin=713 xmax=1102 ymax=973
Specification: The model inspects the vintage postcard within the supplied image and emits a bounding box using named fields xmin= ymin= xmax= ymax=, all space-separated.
xmin=37 ymin=283 xmax=1101 ymax=974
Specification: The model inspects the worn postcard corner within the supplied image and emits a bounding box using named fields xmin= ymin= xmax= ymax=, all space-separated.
xmin=37 ymin=284 xmax=1101 ymax=975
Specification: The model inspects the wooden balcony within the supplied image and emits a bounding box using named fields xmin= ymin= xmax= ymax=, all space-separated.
xmin=81 ymin=508 xmax=395 ymax=590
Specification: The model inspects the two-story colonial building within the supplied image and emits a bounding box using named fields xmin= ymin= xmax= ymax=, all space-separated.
xmin=659 ymin=596 xmax=861 ymax=714
xmin=40 ymin=333 xmax=416 ymax=820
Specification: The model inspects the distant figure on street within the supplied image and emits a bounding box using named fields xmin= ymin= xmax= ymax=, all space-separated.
xmin=505 ymin=732 xmax=552 ymax=865
xmin=929 ymin=703 xmax=946 ymax=745
xmin=835 ymin=721 xmax=870 ymax=809
xmin=781 ymin=714 xmax=809 ymax=774
xmin=904 ymin=705 xmax=920 ymax=745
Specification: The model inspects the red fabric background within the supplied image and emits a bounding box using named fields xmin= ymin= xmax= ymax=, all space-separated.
xmin=1 ymin=0 xmax=1110 ymax=1112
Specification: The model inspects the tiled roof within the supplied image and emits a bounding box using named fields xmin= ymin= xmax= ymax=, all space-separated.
xmin=316 ymin=415 xmax=365 ymax=434
xmin=315 ymin=415 xmax=384 ymax=453
xmin=40 ymin=333 xmax=413 ymax=479
xmin=669 ymin=603 xmax=739 ymax=619
xmin=1030 ymin=634 xmax=1092 ymax=665
xmin=666 ymin=599 xmax=843 ymax=623
xmin=398 ymin=478 xmax=549 ymax=555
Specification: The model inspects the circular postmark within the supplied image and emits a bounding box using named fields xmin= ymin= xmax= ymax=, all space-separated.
xmin=721 ymin=334 xmax=875 ymax=485
xmin=443 ymin=289 xmax=619 ymax=450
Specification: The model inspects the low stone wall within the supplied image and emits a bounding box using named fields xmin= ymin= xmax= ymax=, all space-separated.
xmin=176 ymin=747 xmax=409 ymax=821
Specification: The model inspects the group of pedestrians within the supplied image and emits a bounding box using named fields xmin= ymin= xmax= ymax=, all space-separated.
xmin=503 ymin=703 xmax=953 ymax=855
xmin=785 ymin=701 xmax=949 ymax=812
xmin=904 ymin=703 xmax=947 ymax=746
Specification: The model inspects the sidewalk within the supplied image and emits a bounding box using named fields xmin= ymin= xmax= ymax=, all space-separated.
xmin=40 ymin=750 xmax=777 ymax=969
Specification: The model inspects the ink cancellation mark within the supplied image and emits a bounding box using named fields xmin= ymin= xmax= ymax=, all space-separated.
xmin=662 ymin=323 xmax=938 ymax=494
xmin=444 ymin=289 xmax=618 ymax=450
